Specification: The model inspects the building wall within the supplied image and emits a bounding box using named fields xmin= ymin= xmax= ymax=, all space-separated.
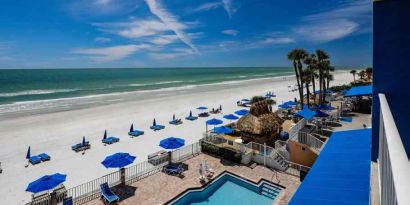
xmin=373 ymin=0 xmax=410 ymax=160
xmin=289 ymin=141 xmax=318 ymax=167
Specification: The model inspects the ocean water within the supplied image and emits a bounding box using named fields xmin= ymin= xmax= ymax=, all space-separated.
xmin=0 ymin=67 xmax=293 ymax=106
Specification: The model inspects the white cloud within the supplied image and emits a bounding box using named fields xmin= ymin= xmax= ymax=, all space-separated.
xmin=145 ymin=0 xmax=199 ymax=54
xmin=94 ymin=37 xmax=112 ymax=43
xmin=93 ymin=19 xmax=170 ymax=39
xmin=293 ymin=0 xmax=371 ymax=43
xmin=66 ymin=0 xmax=140 ymax=17
xmin=221 ymin=29 xmax=239 ymax=36
xmin=150 ymin=35 xmax=179 ymax=46
xmin=246 ymin=36 xmax=295 ymax=49
xmin=149 ymin=48 xmax=195 ymax=60
xmin=222 ymin=0 xmax=238 ymax=18
xmin=72 ymin=44 xmax=151 ymax=63
xmin=191 ymin=2 xmax=222 ymax=13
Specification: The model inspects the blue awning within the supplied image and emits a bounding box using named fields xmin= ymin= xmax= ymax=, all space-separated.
xmin=345 ymin=85 xmax=372 ymax=97
xmin=295 ymin=108 xmax=317 ymax=120
xmin=290 ymin=129 xmax=371 ymax=205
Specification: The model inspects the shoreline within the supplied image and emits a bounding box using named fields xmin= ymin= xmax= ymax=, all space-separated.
xmin=0 ymin=71 xmax=351 ymax=204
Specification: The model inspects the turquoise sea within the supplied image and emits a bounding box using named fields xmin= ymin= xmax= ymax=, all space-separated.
xmin=0 ymin=67 xmax=294 ymax=105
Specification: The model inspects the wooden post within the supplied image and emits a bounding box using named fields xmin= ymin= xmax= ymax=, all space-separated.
xmin=120 ymin=168 xmax=125 ymax=185
xmin=50 ymin=191 xmax=57 ymax=205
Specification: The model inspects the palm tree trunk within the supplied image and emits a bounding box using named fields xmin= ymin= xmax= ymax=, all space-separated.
xmin=306 ymin=82 xmax=310 ymax=108
xmin=311 ymin=76 xmax=316 ymax=105
xmin=297 ymin=60 xmax=304 ymax=109
xmin=292 ymin=60 xmax=303 ymax=108
xmin=322 ymin=79 xmax=326 ymax=103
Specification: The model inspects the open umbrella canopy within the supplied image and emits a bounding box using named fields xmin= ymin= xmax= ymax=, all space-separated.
xmin=315 ymin=110 xmax=330 ymax=118
xmin=223 ymin=114 xmax=239 ymax=120
xmin=213 ymin=126 xmax=233 ymax=134
xmin=295 ymin=108 xmax=317 ymax=120
xmin=26 ymin=146 xmax=31 ymax=159
xmin=101 ymin=152 xmax=136 ymax=169
xmin=234 ymin=109 xmax=249 ymax=116
xmin=196 ymin=106 xmax=208 ymax=110
xmin=317 ymin=104 xmax=335 ymax=111
xmin=206 ymin=118 xmax=223 ymax=125
xmin=159 ymin=137 xmax=185 ymax=149
xmin=26 ymin=173 xmax=66 ymax=193
xmin=283 ymin=101 xmax=297 ymax=106
xmin=278 ymin=103 xmax=292 ymax=109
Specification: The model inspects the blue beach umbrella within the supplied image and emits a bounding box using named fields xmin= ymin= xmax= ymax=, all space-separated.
xmin=103 ymin=130 xmax=107 ymax=140
xmin=241 ymin=98 xmax=250 ymax=102
xmin=213 ymin=126 xmax=233 ymax=134
xmin=197 ymin=106 xmax=208 ymax=110
xmin=159 ymin=137 xmax=185 ymax=149
xmin=26 ymin=173 xmax=66 ymax=193
xmin=153 ymin=118 xmax=157 ymax=126
xmin=82 ymin=136 xmax=86 ymax=147
xmin=315 ymin=110 xmax=330 ymax=118
xmin=278 ymin=103 xmax=292 ymax=109
xmin=219 ymin=104 xmax=222 ymax=110
xmin=234 ymin=109 xmax=249 ymax=116
xmin=223 ymin=114 xmax=239 ymax=120
xmin=129 ymin=124 xmax=134 ymax=132
xmin=102 ymin=152 xmax=136 ymax=168
xmin=284 ymin=101 xmax=297 ymax=106
xmin=206 ymin=118 xmax=223 ymax=125
xmin=26 ymin=146 xmax=31 ymax=159
xmin=295 ymin=108 xmax=317 ymax=120
xmin=189 ymin=111 xmax=193 ymax=117
xmin=173 ymin=114 xmax=176 ymax=121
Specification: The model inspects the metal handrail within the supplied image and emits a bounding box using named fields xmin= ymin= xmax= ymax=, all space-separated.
xmin=378 ymin=94 xmax=410 ymax=205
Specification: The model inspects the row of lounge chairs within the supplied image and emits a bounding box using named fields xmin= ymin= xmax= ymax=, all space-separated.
xmin=102 ymin=136 xmax=120 ymax=145
xmin=71 ymin=141 xmax=90 ymax=152
xmin=29 ymin=153 xmax=50 ymax=165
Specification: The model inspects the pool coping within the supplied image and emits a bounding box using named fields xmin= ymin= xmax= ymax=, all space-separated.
xmin=165 ymin=170 xmax=286 ymax=204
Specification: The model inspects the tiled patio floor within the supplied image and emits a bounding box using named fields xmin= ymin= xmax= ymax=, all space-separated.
xmin=85 ymin=154 xmax=300 ymax=205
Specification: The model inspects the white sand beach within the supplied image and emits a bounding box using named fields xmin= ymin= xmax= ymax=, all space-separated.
xmin=0 ymin=71 xmax=352 ymax=204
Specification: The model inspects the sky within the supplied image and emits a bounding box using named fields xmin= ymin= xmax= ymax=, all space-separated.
xmin=0 ymin=0 xmax=372 ymax=69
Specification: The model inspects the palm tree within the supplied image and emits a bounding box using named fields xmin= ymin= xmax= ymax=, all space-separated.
xmin=350 ymin=70 xmax=357 ymax=82
xmin=358 ymin=70 xmax=366 ymax=80
xmin=365 ymin=67 xmax=373 ymax=81
xmin=316 ymin=49 xmax=329 ymax=104
xmin=288 ymin=49 xmax=308 ymax=108
xmin=304 ymin=54 xmax=318 ymax=104
xmin=301 ymin=69 xmax=313 ymax=107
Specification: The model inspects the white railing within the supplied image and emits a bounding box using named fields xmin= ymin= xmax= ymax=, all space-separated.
xmin=378 ymin=94 xmax=410 ymax=205
xmin=297 ymin=132 xmax=324 ymax=153
xmin=288 ymin=118 xmax=307 ymax=139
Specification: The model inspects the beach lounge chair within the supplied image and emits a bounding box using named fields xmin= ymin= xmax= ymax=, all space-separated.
xmin=71 ymin=141 xmax=90 ymax=152
xmin=169 ymin=119 xmax=182 ymax=125
xmin=63 ymin=197 xmax=73 ymax=205
xmin=209 ymin=108 xmax=221 ymax=114
xmin=163 ymin=164 xmax=184 ymax=176
xmin=29 ymin=156 xmax=41 ymax=165
xmin=150 ymin=125 xmax=165 ymax=131
xmin=102 ymin=136 xmax=120 ymax=145
xmin=38 ymin=153 xmax=50 ymax=161
xmin=100 ymin=183 xmax=119 ymax=204
xmin=128 ymin=130 xmax=144 ymax=137
xmin=185 ymin=116 xmax=198 ymax=121
xmin=198 ymin=112 xmax=210 ymax=117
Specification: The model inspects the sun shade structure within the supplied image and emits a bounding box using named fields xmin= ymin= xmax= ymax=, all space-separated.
xmin=290 ymin=129 xmax=371 ymax=205
xmin=101 ymin=152 xmax=136 ymax=169
xmin=234 ymin=109 xmax=249 ymax=116
xmin=278 ymin=103 xmax=292 ymax=109
xmin=26 ymin=173 xmax=66 ymax=193
xmin=213 ymin=126 xmax=233 ymax=134
xmin=317 ymin=104 xmax=335 ymax=110
xmin=295 ymin=108 xmax=317 ymax=120
xmin=206 ymin=118 xmax=223 ymax=125
xmin=196 ymin=106 xmax=208 ymax=110
xmin=26 ymin=146 xmax=31 ymax=159
xmin=315 ymin=110 xmax=330 ymax=118
xmin=283 ymin=100 xmax=297 ymax=106
xmin=344 ymin=85 xmax=373 ymax=97
xmin=223 ymin=114 xmax=239 ymax=120
xmin=159 ymin=137 xmax=185 ymax=149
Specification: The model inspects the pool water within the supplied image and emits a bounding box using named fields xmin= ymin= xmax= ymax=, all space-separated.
xmin=170 ymin=173 xmax=281 ymax=205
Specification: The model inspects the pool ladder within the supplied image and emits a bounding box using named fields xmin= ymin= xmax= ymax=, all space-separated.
xmin=259 ymin=183 xmax=280 ymax=199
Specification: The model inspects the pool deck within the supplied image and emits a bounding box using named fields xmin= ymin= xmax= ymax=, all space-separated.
xmin=85 ymin=154 xmax=300 ymax=205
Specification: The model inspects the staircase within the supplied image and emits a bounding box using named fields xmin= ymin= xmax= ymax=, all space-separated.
xmin=272 ymin=151 xmax=289 ymax=171
xmin=260 ymin=183 xmax=281 ymax=199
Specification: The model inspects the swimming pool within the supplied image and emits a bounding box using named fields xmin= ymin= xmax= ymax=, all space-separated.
xmin=168 ymin=172 xmax=282 ymax=205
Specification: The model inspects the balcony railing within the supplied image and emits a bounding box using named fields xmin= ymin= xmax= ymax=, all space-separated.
xmin=378 ymin=94 xmax=410 ymax=205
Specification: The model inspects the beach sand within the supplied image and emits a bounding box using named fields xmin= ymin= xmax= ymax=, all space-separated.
xmin=0 ymin=71 xmax=352 ymax=204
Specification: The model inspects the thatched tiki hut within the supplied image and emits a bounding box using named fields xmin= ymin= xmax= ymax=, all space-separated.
xmin=236 ymin=101 xmax=284 ymax=146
